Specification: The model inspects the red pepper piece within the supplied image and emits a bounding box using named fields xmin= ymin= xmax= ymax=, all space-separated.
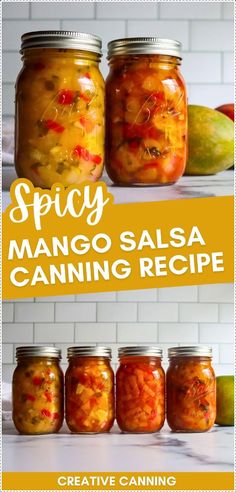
xmin=58 ymin=89 xmax=74 ymax=105
xmin=73 ymin=145 xmax=102 ymax=165
xmin=32 ymin=376 xmax=42 ymax=386
xmin=41 ymin=409 xmax=51 ymax=418
xmin=129 ymin=140 xmax=139 ymax=151
xmin=33 ymin=62 xmax=45 ymax=71
xmin=150 ymin=92 xmax=165 ymax=104
xmin=25 ymin=394 xmax=36 ymax=402
xmin=52 ymin=412 xmax=60 ymax=420
xmin=143 ymin=162 xmax=159 ymax=170
xmin=84 ymin=72 xmax=91 ymax=79
xmin=44 ymin=391 xmax=53 ymax=403
xmin=45 ymin=119 xmax=64 ymax=133
xmin=80 ymin=93 xmax=91 ymax=103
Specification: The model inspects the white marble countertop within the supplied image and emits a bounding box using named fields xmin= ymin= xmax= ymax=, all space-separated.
xmin=3 ymin=421 xmax=233 ymax=473
xmin=2 ymin=170 xmax=233 ymax=211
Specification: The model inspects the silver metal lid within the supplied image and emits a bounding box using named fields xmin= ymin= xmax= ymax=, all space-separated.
xmin=108 ymin=37 xmax=182 ymax=58
xmin=67 ymin=346 xmax=112 ymax=359
xmin=21 ymin=31 xmax=102 ymax=55
xmin=118 ymin=346 xmax=163 ymax=358
xmin=168 ymin=346 xmax=212 ymax=358
xmin=16 ymin=346 xmax=61 ymax=360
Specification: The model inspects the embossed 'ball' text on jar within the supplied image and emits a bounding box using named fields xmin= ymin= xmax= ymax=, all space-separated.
xmin=65 ymin=346 xmax=115 ymax=433
xmin=105 ymin=37 xmax=187 ymax=185
xmin=167 ymin=346 xmax=216 ymax=432
xmin=12 ymin=346 xmax=64 ymax=434
xmin=116 ymin=346 xmax=165 ymax=433
xmin=15 ymin=31 xmax=105 ymax=188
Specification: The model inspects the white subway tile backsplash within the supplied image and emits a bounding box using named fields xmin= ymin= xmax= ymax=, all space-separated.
xmin=214 ymin=364 xmax=234 ymax=376
xmin=3 ymin=365 xmax=16 ymax=384
xmin=220 ymin=344 xmax=234 ymax=364
xmin=75 ymin=323 xmax=116 ymax=342
xmin=117 ymin=323 xmax=157 ymax=343
xmin=199 ymin=284 xmax=234 ymax=303
xmin=97 ymin=302 xmax=137 ymax=322
xmin=2 ymin=344 xmax=14 ymax=364
xmin=56 ymin=303 xmax=96 ymax=322
xmin=3 ymin=2 xmax=29 ymax=19
xmin=199 ymin=323 xmax=234 ymax=343
xmin=182 ymin=53 xmax=221 ymax=83
xmin=3 ymin=323 xmax=34 ymax=343
xmin=222 ymin=2 xmax=234 ymax=20
xmin=191 ymin=21 xmax=234 ymax=51
xmin=179 ymin=303 xmax=218 ymax=322
xmin=159 ymin=323 xmax=198 ymax=343
xmin=158 ymin=286 xmax=198 ymax=302
xmin=62 ymin=20 xmax=126 ymax=47
xmin=189 ymin=83 xmax=234 ymax=108
xmin=223 ymin=52 xmax=234 ymax=83
xmin=3 ymin=304 xmax=14 ymax=322
xmin=219 ymin=303 xmax=234 ymax=322
xmin=2 ymin=52 xmax=22 ymax=83
xmin=2 ymin=84 xmax=15 ymax=117
xmin=160 ymin=3 xmax=221 ymax=20
xmin=35 ymin=295 xmax=75 ymax=302
xmin=34 ymin=323 xmax=74 ymax=343
xmin=97 ymin=2 xmax=158 ymax=19
xmin=32 ymin=2 xmax=95 ymax=19
xmin=3 ymin=20 xmax=60 ymax=50
xmin=138 ymin=303 xmax=178 ymax=322
xmin=15 ymin=303 xmax=54 ymax=322
xmin=76 ymin=292 xmax=116 ymax=302
xmin=127 ymin=20 xmax=189 ymax=49
xmin=117 ymin=289 xmax=157 ymax=302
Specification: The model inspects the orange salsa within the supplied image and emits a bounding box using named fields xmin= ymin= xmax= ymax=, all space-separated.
xmin=12 ymin=347 xmax=64 ymax=434
xmin=65 ymin=347 xmax=114 ymax=433
xmin=167 ymin=348 xmax=216 ymax=432
xmin=106 ymin=39 xmax=187 ymax=185
xmin=116 ymin=348 xmax=165 ymax=432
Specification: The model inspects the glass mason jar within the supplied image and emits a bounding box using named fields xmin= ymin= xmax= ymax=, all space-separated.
xmin=12 ymin=346 xmax=64 ymax=434
xmin=65 ymin=346 xmax=114 ymax=433
xmin=105 ymin=38 xmax=187 ymax=186
xmin=167 ymin=346 xmax=216 ymax=432
xmin=116 ymin=346 xmax=165 ymax=432
xmin=15 ymin=31 xmax=105 ymax=188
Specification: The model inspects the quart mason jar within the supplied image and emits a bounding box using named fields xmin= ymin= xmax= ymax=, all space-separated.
xmin=116 ymin=346 xmax=165 ymax=432
xmin=12 ymin=346 xmax=64 ymax=434
xmin=65 ymin=346 xmax=114 ymax=433
xmin=167 ymin=346 xmax=216 ymax=432
xmin=15 ymin=31 xmax=105 ymax=188
xmin=106 ymin=37 xmax=187 ymax=185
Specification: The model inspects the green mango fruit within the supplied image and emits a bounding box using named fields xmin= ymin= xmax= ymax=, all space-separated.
xmin=185 ymin=105 xmax=234 ymax=175
xmin=215 ymin=375 xmax=234 ymax=426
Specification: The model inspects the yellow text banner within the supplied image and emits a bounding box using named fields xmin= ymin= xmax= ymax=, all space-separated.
xmin=2 ymin=471 xmax=234 ymax=491
xmin=2 ymin=179 xmax=234 ymax=299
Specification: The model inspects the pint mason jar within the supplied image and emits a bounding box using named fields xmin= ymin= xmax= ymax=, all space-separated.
xmin=15 ymin=31 xmax=105 ymax=188
xmin=12 ymin=346 xmax=64 ymax=434
xmin=65 ymin=346 xmax=114 ymax=433
xmin=167 ymin=346 xmax=216 ymax=432
xmin=105 ymin=37 xmax=187 ymax=185
xmin=116 ymin=346 xmax=165 ymax=432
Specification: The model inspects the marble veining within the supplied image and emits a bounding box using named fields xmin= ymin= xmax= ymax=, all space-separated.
xmin=3 ymin=422 xmax=234 ymax=473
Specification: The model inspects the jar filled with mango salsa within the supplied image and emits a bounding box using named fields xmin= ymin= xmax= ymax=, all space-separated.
xmin=12 ymin=346 xmax=64 ymax=434
xmin=106 ymin=38 xmax=187 ymax=185
xmin=167 ymin=346 xmax=216 ymax=432
xmin=15 ymin=31 xmax=104 ymax=188
xmin=116 ymin=347 xmax=165 ymax=433
xmin=65 ymin=346 xmax=114 ymax=433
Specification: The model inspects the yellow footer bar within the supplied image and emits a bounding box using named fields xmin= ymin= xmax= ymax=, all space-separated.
xmin=2 ymin=472 xmax=234 ymax=490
